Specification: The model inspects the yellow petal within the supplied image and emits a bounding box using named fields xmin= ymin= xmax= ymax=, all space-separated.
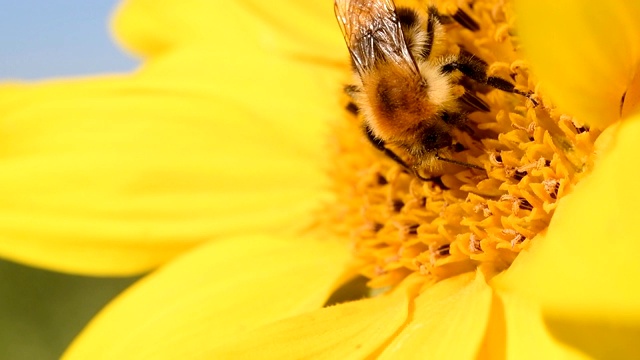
xmin=233 ymin=0 xmax=346 ymax=61
xmin=112 ymin=0 xmax=257 ymax=56
xmin=378 ymin=272 xmax=492 ymax=359
xmin=205 ymin=277 xmax=421 ymax=360
xmin=498 ymin=115 xmax=640 ymax=323
xmin=492 ymin=289 xmax=589 ymax=360
xmin=135 ymin=45 xmax=345 ymax=159
xmin=63 ymin=234 xmax=352 ymax=359
xmin=515 ymin=0 xmax=640 ymax=128
xmin=112 ymin=0 xmax=345 ymax=63
xmin=0 ymin=44 xmax=344 ymax=275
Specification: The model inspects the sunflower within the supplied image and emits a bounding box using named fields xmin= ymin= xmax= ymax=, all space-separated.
xmin=2 ymin=0 xmax=639 ymax=358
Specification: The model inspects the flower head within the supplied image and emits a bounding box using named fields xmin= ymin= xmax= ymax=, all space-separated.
xmin=2 ymin=0 xmax=639 ymax=358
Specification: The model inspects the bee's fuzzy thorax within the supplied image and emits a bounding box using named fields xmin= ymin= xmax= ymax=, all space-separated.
xmin=418 ymin=58 xmax=457 ymax=108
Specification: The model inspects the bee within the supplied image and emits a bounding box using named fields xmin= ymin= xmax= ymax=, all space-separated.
xmin=334 ymin=0 xmax=533 ymax=179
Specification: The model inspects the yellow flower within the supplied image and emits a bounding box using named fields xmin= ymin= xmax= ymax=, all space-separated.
xmin=0 ymin=0 xmax=344 ymax=276
xmin=2 ymin=0 xmax=639 ymax=358
xmin=516 ymin=0 xmax=640 ymax=129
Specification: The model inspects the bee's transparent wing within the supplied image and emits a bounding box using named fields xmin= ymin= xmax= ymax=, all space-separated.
xmin=334 ymin=0 xmax=419 ymax=76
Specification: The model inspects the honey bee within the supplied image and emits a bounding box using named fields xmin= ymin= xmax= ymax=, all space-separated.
xmin=334 ymin=0 xmax=533 ymax=179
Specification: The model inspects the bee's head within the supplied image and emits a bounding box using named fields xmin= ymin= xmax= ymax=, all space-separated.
xmin=419 ymin=124 xmax=453 ymax=152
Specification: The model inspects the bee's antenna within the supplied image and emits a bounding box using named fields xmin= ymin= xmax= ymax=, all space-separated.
xmin=435 ymin=153 xmax=484 ymax=171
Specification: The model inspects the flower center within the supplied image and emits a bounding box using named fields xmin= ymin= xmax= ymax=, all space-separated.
xmin=329 ymin=0 xmax=600 ymax=290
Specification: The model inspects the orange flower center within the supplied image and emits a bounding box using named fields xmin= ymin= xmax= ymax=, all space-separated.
xmin=327 ymin=0 xmax=599 ymax=290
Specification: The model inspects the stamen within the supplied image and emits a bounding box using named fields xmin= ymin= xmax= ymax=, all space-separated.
xmin=543 ymin=179 xmax=560 ymax=199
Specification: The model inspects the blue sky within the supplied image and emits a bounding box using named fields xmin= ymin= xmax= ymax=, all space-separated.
xmin=0 ymin=0 xmax=139 ymax=80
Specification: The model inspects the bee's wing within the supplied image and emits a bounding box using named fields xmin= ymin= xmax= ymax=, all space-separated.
xmin=334 ymin=0 xmax=419 ymax=76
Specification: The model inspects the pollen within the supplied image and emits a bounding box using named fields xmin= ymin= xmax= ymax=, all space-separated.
xmin=328 ymin=0 xmax=600 ymax=289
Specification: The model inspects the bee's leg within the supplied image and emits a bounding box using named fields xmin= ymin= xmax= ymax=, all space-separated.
xmin=440 ymin=52 xmax=538 ymax=106
xmin=396 ymin=6 xmax=451 ymax=61
xmin=344 ymin=84 xmax=359 ymax=97
xmin=420 ymin=6 xmax=442 ymax=59
xmin=396 ymin=8 xmax=429 ymax=60
xmin=363 ymin=125 xmax=412 ymax=171
xmin=437 ymin=8 xmax=479 ymax=31
xmin=346 ymin=102 xmax=359 ymax=115
xmin=343 ymin=84 xmax=360 ymax=115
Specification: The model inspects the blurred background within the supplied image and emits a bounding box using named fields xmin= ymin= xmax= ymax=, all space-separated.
xmin=0 ymin=0 xmax=138 ymax=80
xmin=0 ymin=1 xmax=141 ymax=359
